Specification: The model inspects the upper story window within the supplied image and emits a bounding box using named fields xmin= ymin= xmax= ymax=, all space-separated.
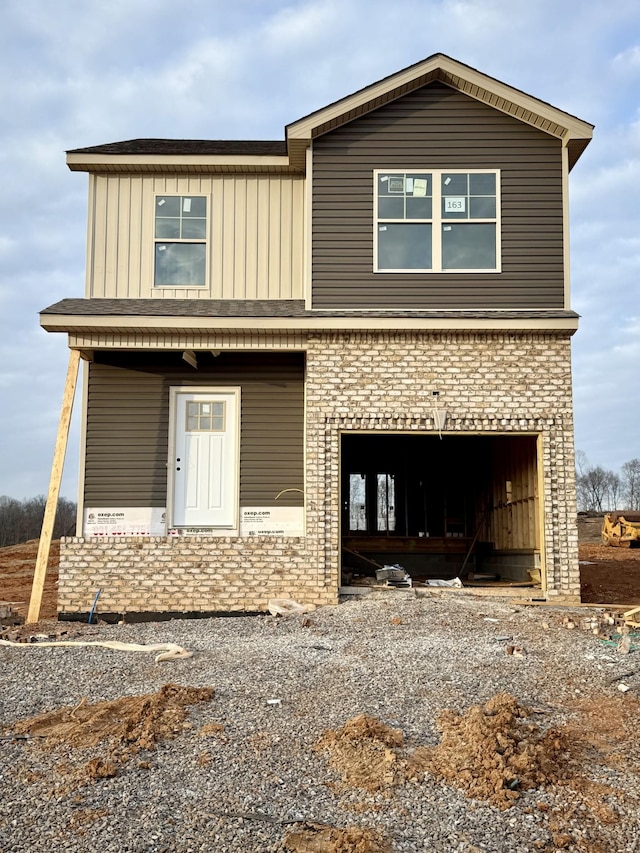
xmin=374 ymin=170 xmax=500 ymax=273
xmin=154 ymin=195 xmax=207 ymax=287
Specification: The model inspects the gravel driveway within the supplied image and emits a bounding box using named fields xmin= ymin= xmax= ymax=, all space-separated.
xmin=1 ymin=590 xmax=639 ymax=852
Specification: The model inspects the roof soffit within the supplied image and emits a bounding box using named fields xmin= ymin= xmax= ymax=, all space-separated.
xmin=66 ymin=153 xmax=299 ymax=175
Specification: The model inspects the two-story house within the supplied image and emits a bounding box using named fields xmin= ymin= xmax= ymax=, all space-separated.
xmin=40 ymin=54 xmax=593 ymax=618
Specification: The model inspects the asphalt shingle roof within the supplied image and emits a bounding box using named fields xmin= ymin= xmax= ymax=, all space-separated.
xmin=40 ymin=298 xmax=579 ymax=321
xmin=67 ymin=139 xmax=287 ymax=156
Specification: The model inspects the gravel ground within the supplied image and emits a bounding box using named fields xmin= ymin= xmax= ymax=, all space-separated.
xmin=1 ymin=590 xmax=639 ymax=852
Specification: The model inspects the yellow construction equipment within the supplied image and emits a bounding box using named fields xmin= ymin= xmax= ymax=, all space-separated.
xmin=601 ymin=512 xmax=640 ymax=547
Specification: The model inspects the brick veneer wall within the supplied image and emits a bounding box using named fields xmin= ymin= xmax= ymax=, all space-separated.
xmin=303 ymin=330 xmax=579 ymax=601
xmin=58 ymin=536 xmax=331 ymax=614
xmin=59 ymin=329 xmax=580 ymax=615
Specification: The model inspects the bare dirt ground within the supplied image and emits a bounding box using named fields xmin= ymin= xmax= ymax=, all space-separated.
xmin=578 ymin=515 xmax=640 ymax=606
xmin=0 ymin=539 xmax=59 ymax=620
xmin=579 ymin=543 xmax=640 ymax=605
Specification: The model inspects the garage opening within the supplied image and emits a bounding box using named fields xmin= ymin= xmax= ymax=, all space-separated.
xmin=341 ymin=434 xmax=542 ymax=589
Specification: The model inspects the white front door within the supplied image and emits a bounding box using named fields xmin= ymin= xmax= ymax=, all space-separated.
xmin=170 ymin=388 xmax=239 ymax=529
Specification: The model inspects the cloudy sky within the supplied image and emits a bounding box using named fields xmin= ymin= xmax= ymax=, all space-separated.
xmin=1 ymin=0 xmax=639 ymax=500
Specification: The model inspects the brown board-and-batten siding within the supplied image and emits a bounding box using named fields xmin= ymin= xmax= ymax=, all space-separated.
xmin=312 ymin=81 xmax=564 ymax=309
xmin=84 ymin=352 xmax=304 ymax=508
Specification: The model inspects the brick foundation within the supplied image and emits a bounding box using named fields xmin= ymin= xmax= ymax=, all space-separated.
xmin=59 ymin=536 xmax=335 ymax=614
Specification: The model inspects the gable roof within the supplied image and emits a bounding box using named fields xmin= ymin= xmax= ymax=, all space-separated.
xmin=286 ymin=53 xmax=593 ymax=171
xmin=66 ymin=54 xmax=593 ymax=175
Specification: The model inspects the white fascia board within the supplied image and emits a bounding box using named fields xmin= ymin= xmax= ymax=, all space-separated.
xmin=40 ymin=313 xmax=579 ymax=334
xmin=66 ymin=153 xmax=293 ymax=172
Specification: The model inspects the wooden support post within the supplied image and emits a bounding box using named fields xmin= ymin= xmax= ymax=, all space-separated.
xmin=27 ymin=349 xmax=81 ymax=624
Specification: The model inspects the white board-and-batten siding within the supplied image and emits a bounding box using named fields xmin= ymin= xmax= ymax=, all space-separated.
xmin=87 ymin=174 xmax=305 ymax=299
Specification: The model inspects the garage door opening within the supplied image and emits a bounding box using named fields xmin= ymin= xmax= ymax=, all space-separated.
xmin=341 ymin=434 xmax=542 ymax=590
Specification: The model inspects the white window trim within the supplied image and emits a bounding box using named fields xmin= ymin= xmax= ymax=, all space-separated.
xmin=153 ymin=193 xmax=210 ymax=289
xmin=373 ymin=169 xmax=501 ymax=274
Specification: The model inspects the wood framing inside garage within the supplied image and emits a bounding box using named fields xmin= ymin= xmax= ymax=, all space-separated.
xmin=340 ymin=432 xmax=545 ymax=591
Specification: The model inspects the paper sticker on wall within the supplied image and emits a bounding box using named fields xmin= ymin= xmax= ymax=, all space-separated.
xmin=84 ymin=507 xmax=166 ymax=537
xmin=413 ymin=179 xmax=427 ymax=197
xmin=240 ymin=507 xmax=304 ymax=537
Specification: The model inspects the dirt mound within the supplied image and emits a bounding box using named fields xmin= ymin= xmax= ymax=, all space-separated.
xmin=407 ymin=692 xmax=566 ymax=809
xmin=10 ymin=683 xmax=214 ymax=780
xmin=283 ymin=823 xmax=391 ymax=853
xmin=315 ymin=714 xmax=404 ymax=792
xmin=0 ymin=538 xmax=59 ymax=619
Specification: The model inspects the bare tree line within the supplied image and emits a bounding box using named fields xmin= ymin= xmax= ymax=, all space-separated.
xmin=576 ymin=452 xmax=640 ymax=512
xmin=0 ymin=496 xmax=77 ymax=548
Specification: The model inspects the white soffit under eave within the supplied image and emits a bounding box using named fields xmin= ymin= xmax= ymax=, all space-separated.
xmin=286 ymin=54 xmax=594 ymax=148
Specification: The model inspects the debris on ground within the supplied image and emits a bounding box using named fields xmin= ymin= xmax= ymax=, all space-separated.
xmin=1 ymin=622 xmax=82 ymax=642
xmin=0 ymin=601 xmax=21 ymax=621
xmin=406 ymin=693 xmax=566 ymax=809
xmin=0 ymin=637 xmax=193 ymax=662
xmin=8 ymin=683 xmax=214 ymax=782
xmin=375 ymin=565 xmax=412 ymax=589
xmin=315 ymin=715 xmax=404 ymax=791
xmin=268 ymin=598 xmax=312 ymax=616
xmin=426 ymin=577 xmax=463 ymax=588
xmin=598 ymin=629 xmax=640 ymax=655
xmin=624 ymin=606 xmax=640 ymax=628
xmin=283 ymin=822 xmax=391 ymax=853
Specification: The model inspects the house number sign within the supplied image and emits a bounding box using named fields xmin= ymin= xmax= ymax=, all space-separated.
xmin=444 ymin=197 xmax=466 ymax=212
